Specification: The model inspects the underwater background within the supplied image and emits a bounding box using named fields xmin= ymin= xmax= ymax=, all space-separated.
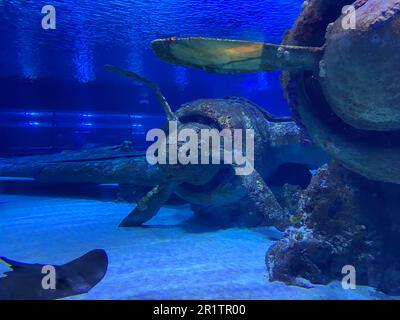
xmin=1 ymin=0 xmax=396 ymax=300
xmin=0 ymin=0 xmax=302 ymax=155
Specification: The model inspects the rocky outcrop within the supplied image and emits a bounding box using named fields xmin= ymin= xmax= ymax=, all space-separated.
xmin=266 ymin=163 xmax=400 ymax=295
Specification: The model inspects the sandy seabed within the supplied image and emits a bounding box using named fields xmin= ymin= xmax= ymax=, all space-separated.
xmin=0 ymin=193 xmax=392 ymax=300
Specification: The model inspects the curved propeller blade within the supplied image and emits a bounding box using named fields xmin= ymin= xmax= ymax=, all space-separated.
xmin=105 ymin=65 xmax=177 ymax=121
xmin=119 ymin=181 xmax=179 ymax=227
xmin=238 ymin=168 xmax=289 ymax=231
xmin=152 ymin=37 xmax=322 ymax=73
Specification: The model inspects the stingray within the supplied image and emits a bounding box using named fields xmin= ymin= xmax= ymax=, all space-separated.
xmin=0 ymin=249 xmax=108 ymax=300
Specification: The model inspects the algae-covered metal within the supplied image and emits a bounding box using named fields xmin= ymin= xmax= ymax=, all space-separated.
xmin=151 ymin=0 xmax=400 ymax=184
xmin=0 ymin=67 xmax=327 ymax=230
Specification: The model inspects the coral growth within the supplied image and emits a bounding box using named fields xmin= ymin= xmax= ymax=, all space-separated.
xmin=266 ymin=163 xmax=400 ymax=295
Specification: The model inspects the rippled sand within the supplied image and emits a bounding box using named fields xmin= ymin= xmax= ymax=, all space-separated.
xmin=0 ymin=193 xmax=390 ymax=300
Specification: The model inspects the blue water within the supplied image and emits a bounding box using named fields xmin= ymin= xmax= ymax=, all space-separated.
xmin=0 ymin=0 xmax=305 ymax=154
xmin=0 ymin=0 xmax=303 ymax=116
xmin=2 ymin=0 xmax=372 ymax=300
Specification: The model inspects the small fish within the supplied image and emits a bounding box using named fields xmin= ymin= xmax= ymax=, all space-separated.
xmin=0 ymin=249 xmax=108 ymax=300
